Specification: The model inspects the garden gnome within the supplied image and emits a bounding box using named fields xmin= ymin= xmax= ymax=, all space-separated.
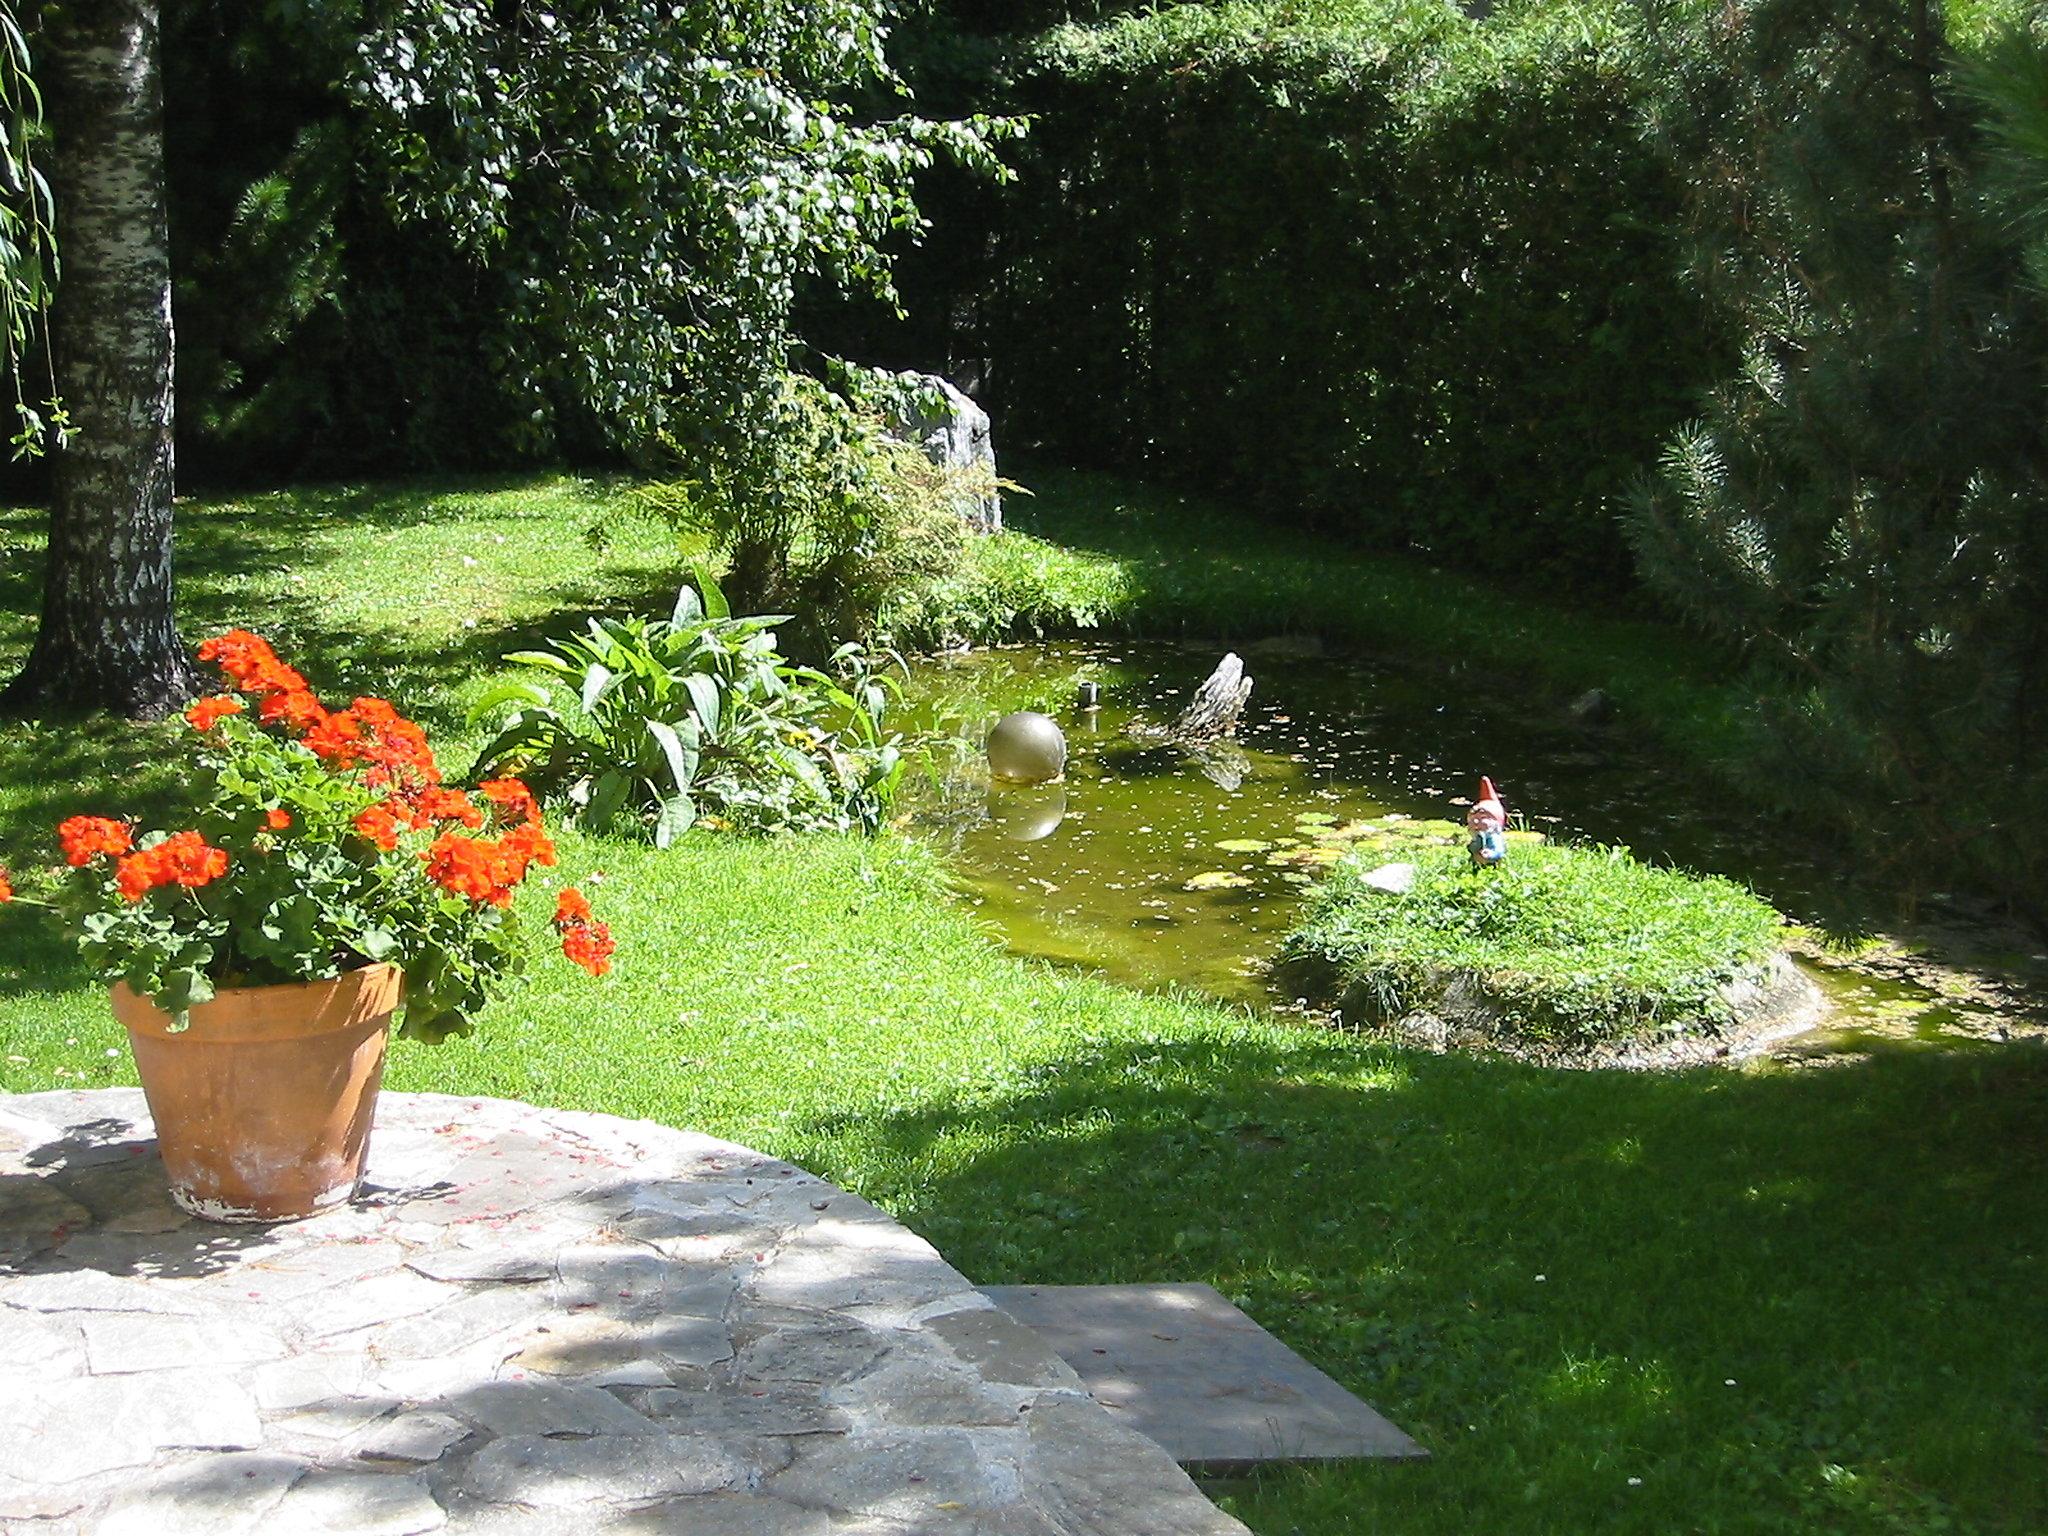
xmin=1466 ymin=776 xmax=1508 ymax=870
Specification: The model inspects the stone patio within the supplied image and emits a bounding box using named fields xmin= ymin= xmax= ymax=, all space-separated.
xmin=0 ymin=1090 xmax=1248 ymax=1535
xmin=981 ymin=1285 xmax=1423 ymax=1466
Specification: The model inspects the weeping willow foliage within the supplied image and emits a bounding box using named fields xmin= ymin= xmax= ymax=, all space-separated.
xmin=0 ymin=2 xmax=58 ymax=455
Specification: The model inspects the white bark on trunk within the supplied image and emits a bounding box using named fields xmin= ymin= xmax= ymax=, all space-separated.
xmin=1 ymin=0 xmax=195 ymax=717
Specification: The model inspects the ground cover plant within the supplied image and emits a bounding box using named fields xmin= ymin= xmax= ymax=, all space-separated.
xmin=1283 ymin=843 xmax=1787 ymax=1046
xmin=2 ymin=478 xmax=2045 ymax=1534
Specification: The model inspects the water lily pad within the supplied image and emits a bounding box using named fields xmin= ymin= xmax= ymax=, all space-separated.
xmin=1267 ymin=845 xmax=1343 ymax=869
xmin=1185 ymin=870 xmax=1255 ymax=891
xmin=1293 ymin=811 xmax=1338 ymax=826
xmin=1215 ymin=838 xmax=1273 ymax=854
xmin=1312 ymin=819 xmax=1380 ymax=843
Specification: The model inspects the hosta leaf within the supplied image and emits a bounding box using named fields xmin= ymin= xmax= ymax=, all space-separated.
xmin=467 ymin=679 xmax=551 ymax=722
xmin=645 ymin=718 xmax=698 ymax=795
xmin=584 ymin=770 xmax=630 ymax=832
xmin=681 ymin=672 xmax=723 ymax=737
xmin=655 ymin=795 xmax=697 ymax=848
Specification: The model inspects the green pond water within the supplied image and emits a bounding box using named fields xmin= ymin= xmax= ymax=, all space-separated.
xmin=902 ymin=640 xmax=2003 ymax=1052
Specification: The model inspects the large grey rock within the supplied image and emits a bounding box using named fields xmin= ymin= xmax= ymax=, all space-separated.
xmin=886 ymin=373 xmax=1002 ymax=533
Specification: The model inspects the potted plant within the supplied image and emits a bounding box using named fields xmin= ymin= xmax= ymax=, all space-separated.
xmin=0 ymin=630 xmax=614 ymax=1223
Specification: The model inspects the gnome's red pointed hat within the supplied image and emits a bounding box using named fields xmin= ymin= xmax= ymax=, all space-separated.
xmin=1469 ymin=775 xmax=1505 ymax=825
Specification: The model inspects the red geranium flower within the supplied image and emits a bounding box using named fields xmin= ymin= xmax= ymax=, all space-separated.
xmin=410 ymin=787 xmax=484 ymax=829
xmin=0 ymin=866 xmax=13 ymax=904
xmin=559 ymin=919 xmax=615 ymax=977
xmin=114 ymin=831 xmax=229 ymax=904
xmin=352 ymin=801 xmax=403 ymax=852
xmin=184 ymin=694 xmax=244 ymax=732
xmin=258 ymin=688 xmax=329 ymax=734
xmin=422 ymin=832 xmax=514 ymax=907
xmin=57 ymin=815 xmax=133 ymax=867
xmin=478 ymin=778 xmax=541 ymax=827
xmin=265 ymin=808 xmax=292 ymax=831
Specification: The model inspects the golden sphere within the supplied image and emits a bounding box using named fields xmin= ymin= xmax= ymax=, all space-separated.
xmin=986 ymin=710 xmax=1067 ymax=784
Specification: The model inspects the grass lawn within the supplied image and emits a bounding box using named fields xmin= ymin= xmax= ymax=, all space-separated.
xmin=1286 ymin=842 xmax=1787 ymax=1045
xmin=3 ymin=473 xmax=2045 ymax=1535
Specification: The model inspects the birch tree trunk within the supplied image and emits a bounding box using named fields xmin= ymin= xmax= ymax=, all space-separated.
xmin=0 ymin=0 xmax=195 ymax=718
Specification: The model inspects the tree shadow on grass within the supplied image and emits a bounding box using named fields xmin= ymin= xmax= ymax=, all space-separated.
xmin=801 ymin=1031 xmax=2048 ymax=1532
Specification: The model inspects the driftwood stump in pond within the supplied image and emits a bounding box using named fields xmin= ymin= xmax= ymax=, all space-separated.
xmin=1173 ymin=654 xmax=1254 ymax=740
xmin=1126 ymin=654 xmax=1255 ymax=787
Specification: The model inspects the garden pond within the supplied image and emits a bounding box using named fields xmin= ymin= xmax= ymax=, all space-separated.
xmin=901 ymin=640 xmax=2045 ymax=1061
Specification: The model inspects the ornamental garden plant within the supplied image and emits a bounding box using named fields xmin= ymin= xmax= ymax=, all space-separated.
xmin=0 ymin=629 xmax=614 ymax=1220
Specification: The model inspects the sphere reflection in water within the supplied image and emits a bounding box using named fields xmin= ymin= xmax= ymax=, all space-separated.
xmin=988 ymin=784 xmax=1068 ymax=843
xmin=986 ymin=710 xmax=1068 ymax=784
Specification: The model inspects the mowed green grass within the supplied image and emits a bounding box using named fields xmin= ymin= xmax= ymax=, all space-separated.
xmin=1288 ymin=842 xmax=1787 ymax=1043
xmin=2 ymin=475 xmax=2045 ymax=1535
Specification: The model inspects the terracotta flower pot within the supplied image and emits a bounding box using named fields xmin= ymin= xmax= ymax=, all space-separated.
xmin=111 ymin=963 xmax=402 ymax=1223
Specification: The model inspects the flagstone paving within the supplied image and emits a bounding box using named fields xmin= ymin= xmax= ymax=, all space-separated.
xmin=0 ymin=1089 xmax=1248 ymax=1536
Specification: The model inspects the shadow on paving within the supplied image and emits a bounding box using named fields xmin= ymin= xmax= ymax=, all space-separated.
xmin=0 ymin=1092 xmax=1240 ymax=1534
xmin=799 ymin=1031 xmax=2048 ymax=1532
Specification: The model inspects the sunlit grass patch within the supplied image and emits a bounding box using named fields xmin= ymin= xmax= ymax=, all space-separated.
xmin=1284 ymin=842 xmax=1785 ymax=1043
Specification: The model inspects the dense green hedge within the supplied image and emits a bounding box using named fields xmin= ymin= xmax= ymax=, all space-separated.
xmin=885 ymin=2 xmax=1726 ymax=580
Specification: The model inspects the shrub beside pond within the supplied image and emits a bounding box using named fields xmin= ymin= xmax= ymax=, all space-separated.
xmin=1280 ymin=842 xmax=1786 ymax=1050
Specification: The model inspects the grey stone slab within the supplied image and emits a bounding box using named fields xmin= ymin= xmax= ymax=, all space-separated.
xmin=271 ymin=1468 xmax=447 ymax=1535
xmin=1 ymin=1268 xmax=201 ymax=1315
xmin=141 ymin=1369 xmax=267 ymax=1451
xmin=94 ymin=1451 xmax=309 ymax=1536
xmin=208 ymin=1237 xmax=409 ymax=1303
xmin=0 ymin=1376 xmax=176 ymax=1484
xmin=460 ymin=1379 xmax=659 ymax=1439
xmin=767 ymin=1428 xmax=1021 ymax=1524
xmin=0 ymin=1471 xmax=92 ymax=1522
xmin=405 ymin=1244 xmax=556 ymax=1284
xmin=465 ymin=1433 xmax=749 ymax=1508
xmin=0 ymin=1310 xmax=86 ymax=1375
xmin=77 ymin=1308 xmax=289 ymax=1374
xmin=980 ymin=1283 xmax=1426 ymax=1465
xmin=829 ymin=1352 xmax=1037 ymax=1430
xmin=924 ymin=1305 xmax=1084 ymax=1393
xmin=0 ymin=1181 xmax=91 ymax=1273
xmin=638 ymin=1383 xmax=849 ymax=1439
xmin=554 ymin=1243 xmax=735 ymax=1319
xmin=364 ymin=1329 xmax=530 ymax=1404
xmin=503 ymin=1310 xmax=728 ymax=1383
xmin=248 ymin=1350 xmax=377 ymax=1411
xmin=611 ymin=1497 xmax=842 ymax=1536
xmin=353 ymin=1410 xmax=472 ymax=1466
xmin=1020 ymin=1396 xmax=1253 ymax=1536
xmin=363 ymin=1282 xmax=539 ymax=1362
xmin=736 ymin=1319 xmax=896 ymax=1386
xmin=294 ymin=1266 xmax=458 ymax=1337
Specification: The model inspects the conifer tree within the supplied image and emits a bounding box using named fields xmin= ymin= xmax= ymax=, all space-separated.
xmin=1628 ymin=1 xmax=2048 ymax=916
